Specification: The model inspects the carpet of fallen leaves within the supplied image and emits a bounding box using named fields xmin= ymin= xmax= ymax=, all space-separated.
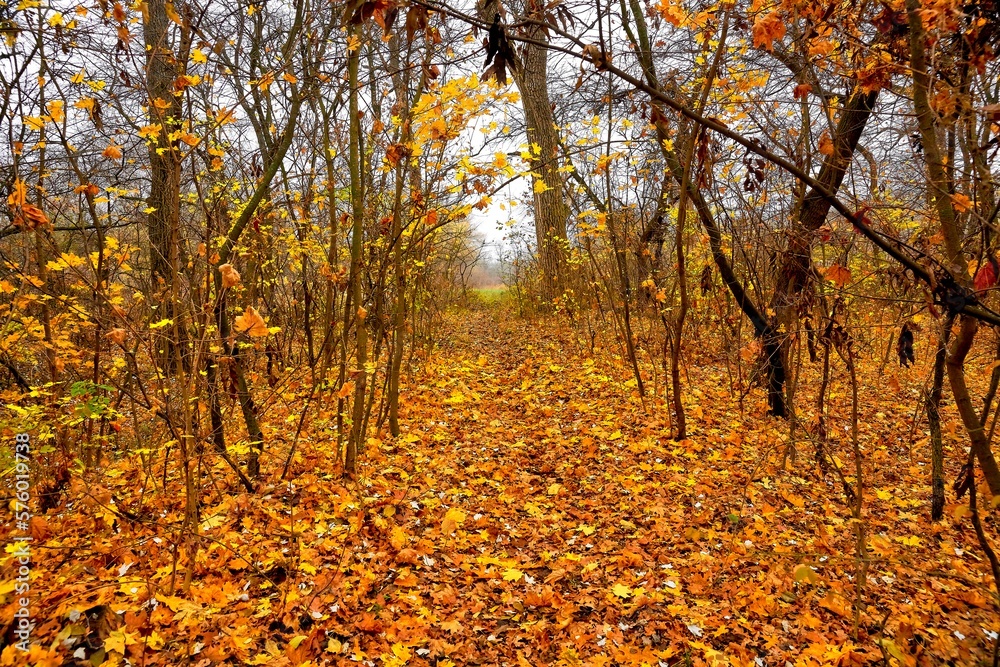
xmin=4 ymin=303 xmax=1000 ymax=667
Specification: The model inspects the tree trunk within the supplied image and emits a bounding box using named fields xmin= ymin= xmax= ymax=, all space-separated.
xmin=927 ymin=321 xmax=949 ymax=521
xmin=947 ymin=317 xmax=1000 ymax=495
xmin=480 ymin=0 xmax=568 ymax=302
xmin=516 ymin=26 xmax=568 ymax=302
xmin=345 ymin=22 xmax=367 ymax=474
xmin=143 ymin=0 xmax=183 ymax=299
xmin=766 ymin=89 xmax=879 ymax=416
xmin=907 ymin=0 xmax=1000 ymax=495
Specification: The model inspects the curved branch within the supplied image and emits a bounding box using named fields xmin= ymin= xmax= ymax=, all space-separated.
xmin=418 ymin=0 xmax=1000 ymax=327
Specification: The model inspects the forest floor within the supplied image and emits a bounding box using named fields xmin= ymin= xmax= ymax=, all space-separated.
xmin=5 ymin=300 xmax=1000 ymax=667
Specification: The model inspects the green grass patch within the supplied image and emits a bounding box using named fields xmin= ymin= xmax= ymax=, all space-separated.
xmin=470 ymin=286 xmax=509 ymax=304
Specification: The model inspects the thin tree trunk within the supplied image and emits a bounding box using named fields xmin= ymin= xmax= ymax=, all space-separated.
xmin=927 ymin=320 xmax=949 ymax=521
xmin=947 ymin=317 xmax=1000 ymax=495
xmin=388 ymin=34 xmax=430 ymax=436
xmin=345 ymin=23 xmax=367 ymax=474
xmin=907 ymin=0 xmax=1000 ymax=495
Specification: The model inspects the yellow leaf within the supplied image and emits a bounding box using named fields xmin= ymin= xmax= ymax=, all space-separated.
xmin=138 ymin=123 xmax=162 ymax=140
xmin=282 ymin=72 xmax=297 ymax=84
xmin=444 ymin=390 xmax=466 ymax=404
xmin=191 ymin=48 xmax=207 ymax=64
xmin=46 ymin=100 xmax=64 ymax=123
xmin=74 ymin=97 xmax=95 ymax=113
xmin=427 ymin=118 xmax=448 ymax=140
xmin=257 ymin=71 xmax=275 ymax=91
xmin=546 ymin=483 xmax=562 ymax=496
xmin=23 ymin=116 xmax=45 ymax=131
xmin=533 ymin=179 xmax=551 ymax=194
xmin=288 ymin=635 xmax=308 ymax=649
xmin=780 ymin=491 xmax=805 ymax=509
xmin=7 ymin=178 xmax=26 ymax=207
xmin=503 ymin=568 xmax=524 ymax=582
xmin=391 ymin=643 xmax=412 ymax=663
xmin=441 ymin=507 xmax=466 ymax=534
xmin=147 ymin=631 xmax=164 ymax=650
xmin=104 ymin=629 xmax=136 ymax=654
xmin=165 ymin=1 xmax=182 ymax=24
xmin=952 ymin=192 xmax=973 ymax=213
xmin=793 ymin=564 xmax=818 ymax=584
xmin=390 ymin=525 xmax=407 ymax=550
xmin=612 ymin=583 xmax=632 ymax=598
xmin=155 ymin=593 xmax=201 ymax=614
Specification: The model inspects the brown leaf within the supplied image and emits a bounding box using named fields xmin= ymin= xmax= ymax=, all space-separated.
xmin=405 ymin=5 xmax=427 ymax=42
xmin=824 ymin=263 xmax=851 ymax=288
xmin=219 ymin=263 xmax=241 ymax=288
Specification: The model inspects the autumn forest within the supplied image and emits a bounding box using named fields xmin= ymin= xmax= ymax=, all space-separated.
xmin=2 ymin=0 xmax=1000 ymax=664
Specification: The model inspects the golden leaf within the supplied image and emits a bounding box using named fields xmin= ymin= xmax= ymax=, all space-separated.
xmin=441 ymin=507 xmax=466 ymax=534
xmin=951 ymin=192 xmax=973 ymax=213
xmin=752 ymin=11 xmax=785 ymax=51
xmin=7 ymin=178 xmax=26 ymax=207
xmin=219 ymin=263 xmax=241 ymax=288
xmin=102 ymin=143 xmax=123 ymax=160
xmin=234 ymin=306 xmax=270 ymax=337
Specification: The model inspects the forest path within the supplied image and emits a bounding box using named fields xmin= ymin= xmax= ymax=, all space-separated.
xmin=345 ymin=303 xmax=994 ymax=664
xmin=20 ymin=304 xmax=997 ymax=666
xmin=360 ymin=304 xmax=749 ymax=663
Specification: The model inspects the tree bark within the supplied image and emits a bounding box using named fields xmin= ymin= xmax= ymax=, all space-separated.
xmin=480 ymin=0 xmax=568 ymax=302
xmin=516 ymin=25 xmax=568 ymax=301
xmin=143 ymin=0 xmax=183 ymax=295
xmin=927 ymin=321 xmax=949 ymax=520
xmin=765 ymin=88 xmax=878 ymax=417
xmin=345 ymin=22 xmax=367 ymax=474
xmin=907 ymin=0 xmax=1000 ymax=495
xmin=947 ymin=317 xmax=1000 ymax=495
